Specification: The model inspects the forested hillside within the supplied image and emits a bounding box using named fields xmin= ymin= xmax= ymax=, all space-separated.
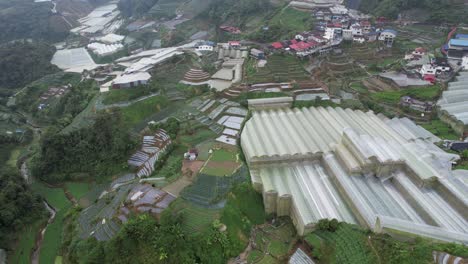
xmin=0 ymin=41 xmax=58 ymax=92
xmin=0 ymin=166 xmax=46 ymax=249
xmin=31 ymin=109 xmax=136 ymax=183
xmin=0 ymin=0 xmax=69 ymax=43
xmin=357 ymin=0 xmax=468 ymax=23
xmin=118 ymin=0 xmax=159 ymax=17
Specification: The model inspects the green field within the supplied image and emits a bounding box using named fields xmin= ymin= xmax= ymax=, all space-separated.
xmin=179 ymin=127 xmax=217 ymax=146
xmin=269 ymin=7 xmax=314 ymax=34
xmin=210 ymin=149 xmax=237 ymax=162
xmin=370 ymin=85 xmax=441 ymax=105
xmin=121 ymin=95 xmax=170 ymax=127
xmin=201 ymin=163 xmax=238 ymax=177
xmin=168 ymin=199 xmax=221 ymax=233
xmin=65 ymin=182 xmax=92 ymax=200
xmin=309 ymin=224 xmax=376 ymax=264
xmin=40 ymin=206 xmax=70 ymax=264
xmin=102 ymin=87 xmax=156 ymax=105
xmin=10 ymin=219 xmax=46 ymax=264
xmin=31 ymin=182 xmax=71 ymax=263
xmin=246 ymin=218 xmax=296 ymax=263
xmin=421 ymin=119 xmax=459 ymax=140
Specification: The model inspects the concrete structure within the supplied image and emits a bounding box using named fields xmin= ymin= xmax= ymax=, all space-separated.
xmin=437 ymin=72 xmax=468 ymax=137
xmin=99 ymin=33 xmax=125 ymax=44
xmin=447 ymin=38 xmax=468 ymax=60
xmin=241 ymin=97 xmax=468 ymax=243
xmin=181 ymin=68 xmax=211 ymax=85
xmin=87 ymin=42 xmax=124 ymax=57
xmin=462 ymin=56 xmax=468 ymax=70
xmin=379 ymin=29 xmax=397 ymax=47
xmin=112 ymin=72 xmax=151 ymax=89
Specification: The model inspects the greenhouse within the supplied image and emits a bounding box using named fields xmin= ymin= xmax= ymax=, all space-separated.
xmin=437 ymin=72 xmax=468 ymax=136
xmin=241 ymin=98 xmax=468 ymax=243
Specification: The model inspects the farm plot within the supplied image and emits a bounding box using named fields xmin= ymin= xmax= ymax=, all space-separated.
xmin=246 ymin=218 xmax=297 ymax=263
xmin=246 ymin=55 xmax=310 ymax=84
xmin=308 ymin=223 xmax=377 ymax=264
xmin=182 ymin=166 xmax=248 ymax=207
xmin=200 ymin=148 xmax=241 ymax=177
xmin=167 ymin=198 xmax=221 ymax=234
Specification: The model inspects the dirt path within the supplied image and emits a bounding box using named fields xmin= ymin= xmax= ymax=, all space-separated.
xmin=162 ymin=175 xmax=192 ymax=197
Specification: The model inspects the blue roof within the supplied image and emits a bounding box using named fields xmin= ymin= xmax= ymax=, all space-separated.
xmin=381 ymin=29 xmax=397 ymax=35
xmin=449 ymin=39 xmax=468 ymax=47
xmin=456 ymin=34 xmax=468 ymax=40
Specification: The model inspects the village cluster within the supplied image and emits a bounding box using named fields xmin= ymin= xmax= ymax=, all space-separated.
xmin=23 ymin=0 xmax=468 ymax=260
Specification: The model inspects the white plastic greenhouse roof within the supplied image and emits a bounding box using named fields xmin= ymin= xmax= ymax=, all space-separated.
xmin=241 ymin=102 xmax=468 ymax=242
xmin=437 ymin=73 xmax=468 ymax=124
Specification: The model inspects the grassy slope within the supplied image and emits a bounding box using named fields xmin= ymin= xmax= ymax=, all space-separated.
xmin=370 ymin=85 xmax=441 ymax=104
xmin=31 ymin=182 xmax=71 ymax=263
xmin=121 ymin=95 xmax=170 ymax=127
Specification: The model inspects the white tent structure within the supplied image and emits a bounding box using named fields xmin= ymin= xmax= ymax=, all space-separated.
xmin=241 ymin=97 xmax=468 ymax=243
xmin=437 ymin=72 xmax=468 ymax=136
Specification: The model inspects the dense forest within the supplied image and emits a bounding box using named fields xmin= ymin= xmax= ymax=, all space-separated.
xmin=64 ymin=183 xmax=266 ymax=263
xmin=0 ymin=41 xmax=58 ymax=92
xmin=357 ymin=0 xmax=468 ymax=23
xmin=32 ymin=109 xmax=136 ymax=183
xmin=204 ymin=0 xmax=273 ymax=28
xmin=0 ymin=0 xmax=69 ymax=43
xmin=0 ymin=166 xmax=46 ymax=249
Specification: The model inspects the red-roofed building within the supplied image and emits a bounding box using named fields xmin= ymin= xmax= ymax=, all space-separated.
xmin=228 ymin=41 xmax=241 ymax=48
xmin=290 ymin=41 xmax=317 ymax=51
xmin=290 ymin=39 xmax=298 ymax=44
xmin=271 ymin=42 xmax=283 ymax=49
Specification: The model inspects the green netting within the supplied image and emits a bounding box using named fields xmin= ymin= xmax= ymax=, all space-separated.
xmin=181 ymin=166 xmax=248 ymax=208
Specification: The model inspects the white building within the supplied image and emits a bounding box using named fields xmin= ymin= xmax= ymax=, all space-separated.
xmin=87 ymin=42 xmax=124 ymax=57
xmin=342 ymin=29 xmax=353 ymax=40
xmin=462 ymin=56 xmax=468 ymax=70
xmin=324 ymin=28 xmax=335 ymax=40
xmin=197 ymin=45 xmax=214 ymax=51
xmin=379 ymin=29 xmax=397 ymax=46
xmin=99 ymin=33 xmax=125 ymax=44
xmin=112 ymin=72 xmax=151 ymax=88
xmin=420 ymin=64 xmax=451 ymax=76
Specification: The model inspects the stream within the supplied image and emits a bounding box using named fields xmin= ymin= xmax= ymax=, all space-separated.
xmin=19 ymin=159 xmax=58 ymax=264
xmin=31 ymin=201 xmax=56 ymax=264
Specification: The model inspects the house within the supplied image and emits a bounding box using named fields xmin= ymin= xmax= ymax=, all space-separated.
xmin=228 ymin=41 xmax=241 ymax=49
xmin=379 ymin=29 xmax=397 ymax=46
xmin=447 ymin=38 xmax=468 ymax=59
xmin=196 ymin=41 xmax=215 ymax=51
xmin=400 ymin=96 xmax=433 ymax=112
xmin=271 ymin=42 xmax=283 ymax=49
xmin=324 ymin=27 xmax=335 ymax=40
xmin=360 ymin=20 xmax=371 ymax=33
xmin=184 ymin=149 xmax=199 ymax=160
xmin=351 ymin=23 xmax=363 ymax=36
xmin=365 ymin=31 xmax=378 ymax=42
xmin=112 ymin=72 xmax=151 ymax=89
xmin=309 ymin=34 xmax=327 ymax=44
xmin=353 ymin=35 xmax=365 ymax=43
xmin=413 ymin=47 xmax=427 ymax=56
xmin=250 ymin=48 xmax=265 ymax=59
xmin=220 ymin=25 xmax=241 ymax=34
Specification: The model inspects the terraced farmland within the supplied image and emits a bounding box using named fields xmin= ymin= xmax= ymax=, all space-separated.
xmin=246 ymin=55 xmax=310 ymax=84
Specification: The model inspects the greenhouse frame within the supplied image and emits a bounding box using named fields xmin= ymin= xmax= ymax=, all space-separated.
xmin=241 ymin=98 xmax=468 ymax=243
